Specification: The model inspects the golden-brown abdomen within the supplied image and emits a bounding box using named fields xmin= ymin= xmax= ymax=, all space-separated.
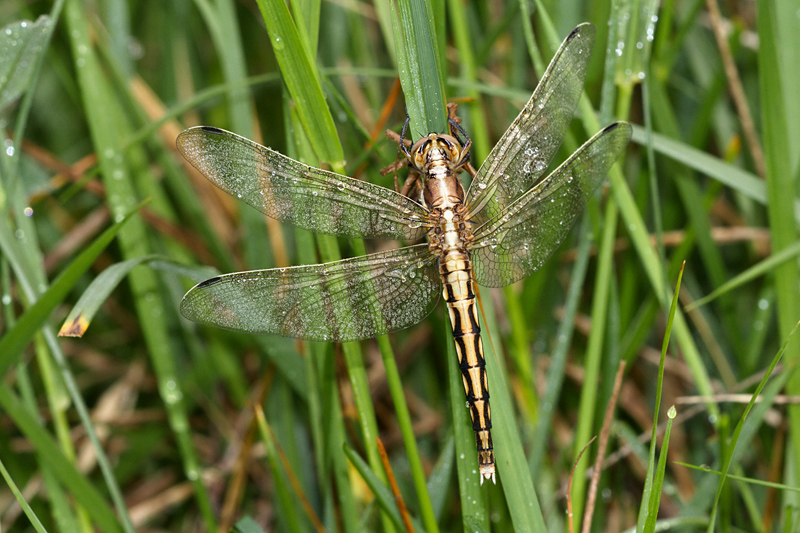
xmin=439 ymin=249 xmax=495 ymax=483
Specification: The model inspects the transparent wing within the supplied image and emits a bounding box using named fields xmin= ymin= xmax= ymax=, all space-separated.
xmin=466 ymin=23 xmax=595 ymax=223
xmin=471 ymin=122 xmax=632 ymax=287
xmin=180 ymin=244 xmax=441 ymax=342
xmin=177 ymin=126 xmax=430 ymax=241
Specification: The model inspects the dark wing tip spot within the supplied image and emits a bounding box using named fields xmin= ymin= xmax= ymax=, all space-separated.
xmin=603 ymin=121 xmax=633 ymax=141
xmin=603 ymin=121 xmax=630 ymax=133
xmin=200 ymin=126 xmax=225 ymax=135
xmin=197 ymin=276 xmax=223 ymax=288
xmin=568 ymin=22 xmax=595 ymax=42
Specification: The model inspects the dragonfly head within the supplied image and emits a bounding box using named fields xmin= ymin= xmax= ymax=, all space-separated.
xmin=406 ymin=134 xmax=470 ymax=175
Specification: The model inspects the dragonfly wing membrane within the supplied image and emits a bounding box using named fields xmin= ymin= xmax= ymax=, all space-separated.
xmin=180 ymin=244 xmax=440 ymax=342
xmin=466 ymin=23 xmax=595 ymax=223
xmin=472 ymin=122 xmax=632 ymax=287
xmin=177 ymin=126 xmax=429 ymax=241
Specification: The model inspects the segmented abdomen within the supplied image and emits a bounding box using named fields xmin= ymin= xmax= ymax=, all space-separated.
xmin=439 ymin=249 xmax=495 ymax=483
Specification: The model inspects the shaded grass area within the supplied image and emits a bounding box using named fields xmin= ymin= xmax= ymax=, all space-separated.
xmin=1 ymin=0 xmax=798 ymax=530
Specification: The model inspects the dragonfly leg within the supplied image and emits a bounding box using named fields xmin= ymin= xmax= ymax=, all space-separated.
xmin=400 ymin=115 xmax=412 ymax=158
xmin=448 ymin=118 xmax=472 ymax=168
xmin=399 ymin=171 xmax=422 ymax=198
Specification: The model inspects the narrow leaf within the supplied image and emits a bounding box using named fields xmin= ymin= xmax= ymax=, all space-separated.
xmin=59 ymin=255 xmax=158 ymax=337
xmin=0 ymin=16 xmax=51 ymax=111
xmin=0 ymin=201 xmax=145 ymax=377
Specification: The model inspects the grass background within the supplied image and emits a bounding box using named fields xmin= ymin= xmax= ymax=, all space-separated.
xmin=1 ymin=0 xmax=799 ymax=531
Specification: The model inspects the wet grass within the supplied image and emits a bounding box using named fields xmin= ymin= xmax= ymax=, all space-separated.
xmin=1 ymin=0 xmax=798 ymax=530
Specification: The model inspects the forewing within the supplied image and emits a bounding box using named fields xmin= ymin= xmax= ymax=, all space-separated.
xmin=180 ymin=244 xmax=440 ymax=342
xmin=472 ymin=122 xmax=632 ymax=287
xmin=466 ymin=23 xmax=595 ymax=223
xmin=177 ymin=126 xmax=429 ymax=241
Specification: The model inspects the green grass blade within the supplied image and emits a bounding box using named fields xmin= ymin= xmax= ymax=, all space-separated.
xmin=529 ymin=219 xmax=593 ymax=476
xmin=758 ymin=0 xmax=800 ymax=494
xmin=630 ymin=126 xmax=780 ymax=216
xmin=0 ymin=384 xmax=123 ymax=532
xmin=254 ymin=0 xmax=343 ymax=164
xmin=571 ymin=199 xmax=618 ymax=527
xmin=0 ymin=454 xmax=47 ymax=533
xmin=376 ymin=332 xmax=440 ymax=532
xmin=706 ymin=322 xmax=799 ymax=531
xmin=643 ymin=406 xmax=676 ymax=533
xmin=687 ymin=240 xmax=800 ymax=310
xmin=0 ymin=16 xmax=51 ymax=112
xmin=638 ymin=264 xmax=684 ymax=532
xmin=64 ymin=1 xmax=216 ymax=527
xmin=57 ymin=254 xmax=158 ymax=337
xmin=679 ymin=463 xmax=800 ymax=494
xmin=0 ymin=202 xmax=143 ymax=377
xmin=343 ymin=444 xmax=425 ymax=531
xmin=480 ymin=293 xmax=547 ymax=531
xmin=390 ymin=0 xmax=447 ymax=135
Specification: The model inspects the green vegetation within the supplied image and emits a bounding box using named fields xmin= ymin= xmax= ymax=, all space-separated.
xmin=1 ymin=0 xmax=798 ymax=530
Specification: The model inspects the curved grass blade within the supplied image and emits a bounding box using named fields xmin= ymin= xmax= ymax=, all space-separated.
xmin=637 ymin=263 xmax=684 ymax=532
xmin=254 ymin=0 xmax=343 ymax=165
xmin=343 ymin=444 xmax=425 ymax=532
xmin=0 ymin=201 xmax=145 ymax=377
xmin=629 ymin=126 xmax=780 ymax=217
xmin=687 ymin=240 xmax=800 ymax=311
xmin=643 ymin=406 xmax=676 ymax=533
xmin=59 ymin=254 xmax=159 ymax=337
xmin=0 ymin=16 xmax=51 ymax=111
xmin=706 ymin=322 xmax=799 ymax=531
xmin=0 ymin=385 xmax=123 ymax=532
xmin=0 ymin=455 xmax=47 ymax=533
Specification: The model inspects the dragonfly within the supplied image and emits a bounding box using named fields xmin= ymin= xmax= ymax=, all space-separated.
xmin=177 ymin=23 xmax=631 ymax=484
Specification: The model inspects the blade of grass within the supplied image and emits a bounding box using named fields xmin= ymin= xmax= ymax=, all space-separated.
xmin=0 ymin=384 xmax=123 ymax=532
xmin=687 ymin=240 xmax=800 ymax=311
xmin=445 ymin=0 xmax=490 ymax=158
xmin=0 ymin=454 xmax=47 ymax=533
xmin=0 ymin=16 xmax=51 ymax=112
xmin=638 ymin=263 xmax=684 ymax=532
xmin=426 ymin=434 xmax=455 ymax=520
xmin=757 ymin=0 xmax=800 ymax=492
xmin=270 ymin=8 xmax=433 ymax=528
xmin=390 ymin=0 xmax=447 ymax=136
xmin=532 ymin=13 xmax=720 ymax=423
xmin=0 ymin=201 xmax=144 ymax=376
xmin=706 ymin=322 xmax=799 ymax=531
xmin=643 ymin=406 xmax=677 ymax=533
xmin=629 ymin=126 xmax=786 ymax=218
xmin=57 ymin=254 xmax=158 ymax=337
xmin=679 ymin=463 xmax=800 ymax=494
xmin=529 ymin=218 xmax=593 ymax=475
xmin=480 ymin=291 xmax=547 ymax=531
xmin=571 ymin=193 xmax=618 ymax=526
xmin=343 ymin=444 xmax=425 ymax=532
xmin=254 ymin=0 xmax=343 ymax=165
xmin=255 ymin=405 xmax=322 ymax=533
xmin=6 ymin=0 xmax=65 ymax=192
xmin=64 ymin=1 xmax=215 ymax=527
